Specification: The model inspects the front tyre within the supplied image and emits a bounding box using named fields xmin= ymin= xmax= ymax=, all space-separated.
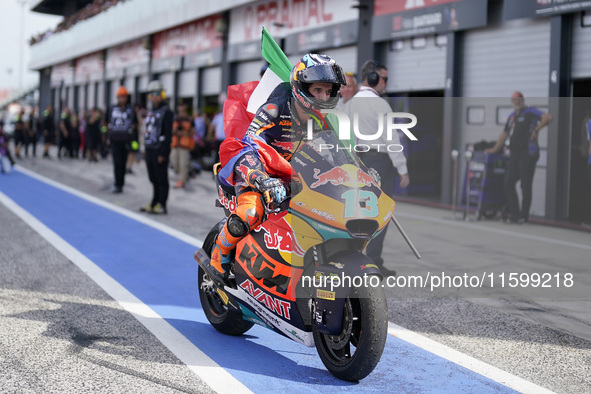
xmin=198 ymin=266 xmax=253 ymax=336
xmin=313 ymin=282 xmax=388 ymax=381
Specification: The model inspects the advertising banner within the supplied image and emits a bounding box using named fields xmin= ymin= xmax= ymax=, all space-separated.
xmin=503 ymin=0 xmax=591 ymax=20
xmin=105 ymin=38 xmax=150 ymax=79
xmin=74 ymin=52 xmax=104 ymax=83
xmin=228 ymin=0 xmax=357 ymax=61
xmin=283 ymin=20 xmax=357 ymax=54
xmin=372 ymin=0 xmax=488 ymax=41
xmin=152 ymin=15 xmax=223 ymax=70
xmin=51 ymin=61 xmax=73 ymax=86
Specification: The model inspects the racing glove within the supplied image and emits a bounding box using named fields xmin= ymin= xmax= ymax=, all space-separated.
xmin=369 ymin=167 xmax=381 ymax=187
xmin=258 ymin=177 xmax=287 ymax=207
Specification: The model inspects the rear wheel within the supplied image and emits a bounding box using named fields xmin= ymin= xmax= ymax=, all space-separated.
xmin=198 ymin=266 xmax=254 ymax=336
xmin=313 ymin=282 xmax=388 ymax=381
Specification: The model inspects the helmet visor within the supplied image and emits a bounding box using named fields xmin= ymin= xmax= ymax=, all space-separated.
xmin=298 ymin=64 xmax=347 ymax=86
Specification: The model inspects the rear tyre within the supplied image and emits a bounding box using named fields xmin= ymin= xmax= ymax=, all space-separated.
xmin=313 ymin=282 xmax=388 ymax=381
xmin=198 ymin=267 xmax=254 ymax=336
xmin=197 ymin=220 xmax=253 ymax=336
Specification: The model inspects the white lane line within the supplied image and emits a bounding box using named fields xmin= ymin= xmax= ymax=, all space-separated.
xmin=396 ymin=211 xmax=591 ymax=252
xmin=388 ymin=322 xmax=554 ymax=394
xmin=0 ymin=191 xmax=251 ymax=394
xmin=15 ymin=166 xmax=203 ymax=248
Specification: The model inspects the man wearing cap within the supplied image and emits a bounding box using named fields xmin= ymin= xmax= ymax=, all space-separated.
xmin=106 ymin=86 xmax=137 ymax=193
xmin=140 ymin=80 xmax=173 ymax=214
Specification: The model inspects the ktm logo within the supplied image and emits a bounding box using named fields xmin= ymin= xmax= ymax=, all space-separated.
xmin=279 ymin=120 xmax=291 ymax=126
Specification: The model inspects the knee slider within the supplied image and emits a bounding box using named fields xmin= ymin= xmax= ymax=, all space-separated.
xmin=227 ymin=213 xmax=249 ymax=237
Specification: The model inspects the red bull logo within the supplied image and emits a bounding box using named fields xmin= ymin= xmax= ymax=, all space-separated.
xmin=310 ymin=165 xmax=379 ymax=189
xmin=236 ymin=164 xmax=250 ymax=181
xmin=218 ymin=186 xmax=237 ymax=212
xmin=356 ymin=168 xmax=379 ymax=188
xmin=258 ymin=217 xmax=306 ymax=257
xmin=311 ymin=167 xmax=351 ymax=188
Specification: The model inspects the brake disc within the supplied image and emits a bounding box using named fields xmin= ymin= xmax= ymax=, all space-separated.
xmin=326 ymin=297 xmax=354 ymax=351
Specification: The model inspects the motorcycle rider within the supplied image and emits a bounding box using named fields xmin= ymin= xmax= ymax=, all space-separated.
xmin=205 ymin=53 xmax=347 ymax=285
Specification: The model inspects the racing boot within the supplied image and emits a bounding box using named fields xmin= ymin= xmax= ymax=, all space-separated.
xmin=205 ymin=227 xmax=239 ymax=287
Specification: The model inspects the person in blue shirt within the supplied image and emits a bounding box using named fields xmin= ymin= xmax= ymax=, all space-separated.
xmin=486 ymin=91 xmax=553 ymax=223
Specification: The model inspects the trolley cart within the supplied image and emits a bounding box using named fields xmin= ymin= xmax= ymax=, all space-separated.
xmin=461 ymin=151 xmax=509 ymax=220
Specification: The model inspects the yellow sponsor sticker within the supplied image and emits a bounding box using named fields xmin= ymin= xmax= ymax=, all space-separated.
xmin=315 ymin=271 xmax=323 ymax=282
xmin=216 ymin=288 xmax=229 ymax=305
xmin=316 ymin=289 xmax=335 ymax=301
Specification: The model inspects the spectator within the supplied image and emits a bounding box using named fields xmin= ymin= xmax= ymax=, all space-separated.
xmin=209 ymin=111 xmax=225 ymax=164
xmin=29 ymin=0 xmax=129 ymax=45
xmin=106 ymin=86 xmax=137 ymax=193
xmin=485 ymin=91 xmax=553 ymax=223
xmin=79 ymin=109 xmax=87 ymax=159
xmin=85 ymin=108 xmax=102 ymax=162
xmin=27 ymin=108 xmax=39 ymax=157
xmin=13 ymin=109 xmax=26 ymax=159
xmin=41 ymin=104 xmax=55 ymax=159
xmin=0 ymin=122 xmax=15 ymax=172
xmin=336 ymin=71 xmax=357 ymax=111
xmin=99 ymin=110 xmax=109 ymax=159
xmin=70 ymin=112 xmax=81 ymax=158
xmin=344 ymin=60 xmax=409 ymax=277
xmin=58 ymin=107 xmax=73 ymax=159
xmin=193 ymin=109 xmax=207 ymax=154
xmin=170 ymin=103 xmax=195 ymax=189
xmin=140 ymin=80 xmax=173 ymax=214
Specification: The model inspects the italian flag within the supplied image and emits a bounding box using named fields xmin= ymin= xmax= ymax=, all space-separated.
xmin=223 ymin=27 xmax=292 ymax=139
xmin=248 ymin=27 xmax=293 ymax=113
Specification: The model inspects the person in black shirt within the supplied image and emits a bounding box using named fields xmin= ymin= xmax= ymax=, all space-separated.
xmin=41 ymin=104 xmax=55 ymax=158
xmin=58 ymin=107 xmax=74 ymax=158
xmin=139 ymin=80 xmax=173 ymax=214
xmin=13 ymin=109 xmax=26 ymax=159
xmin=27 ymin=107 xmax=39 ymax=157
xmin=106 ymin=86 xmax=137 ymax=193
xmin=85 ymin=108 xmax=102 ymax=162
xmin=486 ymin=91 xmax=553 ymax=223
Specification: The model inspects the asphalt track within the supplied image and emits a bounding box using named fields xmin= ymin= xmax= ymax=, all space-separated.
xmin=0 ymin=167 xmax=556 ymax=393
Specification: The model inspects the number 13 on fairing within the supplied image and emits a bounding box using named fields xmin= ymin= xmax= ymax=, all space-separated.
xmin=342 ymin=190 xmax=379 ymax=218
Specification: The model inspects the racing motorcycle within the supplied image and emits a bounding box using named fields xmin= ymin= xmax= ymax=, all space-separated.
xmin=194 ymin=130 xmax=397 ymax=381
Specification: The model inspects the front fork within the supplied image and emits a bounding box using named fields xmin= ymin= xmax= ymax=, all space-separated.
xmin=311 ymin=250 xmax=383 ymax=335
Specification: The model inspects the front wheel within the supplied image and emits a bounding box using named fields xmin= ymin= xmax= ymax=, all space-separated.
xmin=198 ymin=266 xmax=253 ymax=336
xmin=313 ymin=282 xmax=388 ymax=381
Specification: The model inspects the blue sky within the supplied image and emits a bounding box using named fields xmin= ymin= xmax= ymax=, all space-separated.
xmin=0 ymin=0 xmax=61 ymax=92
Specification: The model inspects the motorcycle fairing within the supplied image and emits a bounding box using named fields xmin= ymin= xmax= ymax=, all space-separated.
xmin=224 ymin=277 xmax=315 ymax=347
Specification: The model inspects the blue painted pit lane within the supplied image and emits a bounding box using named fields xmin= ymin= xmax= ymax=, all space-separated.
xmin=0 ymin=170 xmax=516 ymax=393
